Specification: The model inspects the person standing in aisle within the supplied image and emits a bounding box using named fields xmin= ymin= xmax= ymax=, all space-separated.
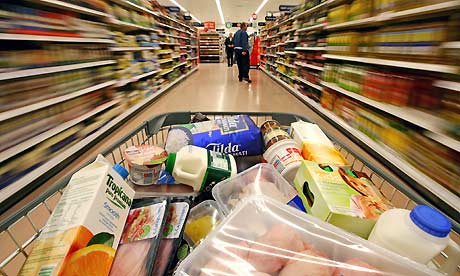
xmin=225 ymin=33 xmax=234 ymax=67
xmin=233 ymin=22 xmax=252 ymax=83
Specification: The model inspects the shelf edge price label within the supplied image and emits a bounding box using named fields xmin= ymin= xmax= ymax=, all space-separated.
xmin=184 ymin=15 xmax=192 ymax=21
xmin=258 ymin=22 xmax=266 ymax=26
xmin=279 ymin=5 xmax=296 ymax=12
xmin=165 ymin=6 xmax=180 ymax=12
xmin=265 ymin=16 xmax=276 ymax=21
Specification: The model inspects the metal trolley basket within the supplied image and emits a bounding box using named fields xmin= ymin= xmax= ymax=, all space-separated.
xmin=1 ymin=112 xmax=459 ymax=275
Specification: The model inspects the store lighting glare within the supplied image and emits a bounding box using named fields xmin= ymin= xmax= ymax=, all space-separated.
xmin=190 ymin=14 xmax=201 ymax=23
xmin=255 ymin=0 xmax=269 ymax=14
xmin=168 ymin=0 xmax=186 ymax=11
xmin=215 ymin=0 xmax=225 ymax=25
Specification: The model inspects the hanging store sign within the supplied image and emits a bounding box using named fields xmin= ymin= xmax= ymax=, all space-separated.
xmin=279 ymin=5 xmax=296 ymax=12
xmin=265 ymin=16 xmax=276 ymax=21
xmin=184 ymin=15 xmax=192 ymax=21
xmin=193 ymin=22 xmax=204 ymax=27
xmin=232 ymin=22 xmax=240 ymax=27
xmin=204 ymin=21 xmax=216 ymax=29
xmin=258 ymin=22 xmax=266 ymax=26
xmin=225 ymin=22 xmax=232 ymax=28
xmin=165 ymin=6 xmax=180 ymax=12
xmin=216 ymin=28 xmax=225 ymax=32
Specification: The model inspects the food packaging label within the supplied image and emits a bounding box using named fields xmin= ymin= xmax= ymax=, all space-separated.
xmin=163 ymin=202 xmax=190 ymax=239
xmin=121 ymin=201 xmax=167 ymax=243
xmin=294 ymin=160 xmax=377 ymax=238
xmin=19 ymin=155 xmax=135 ymax=276
xmin=165 ymin=115 xmax=263 ymax=156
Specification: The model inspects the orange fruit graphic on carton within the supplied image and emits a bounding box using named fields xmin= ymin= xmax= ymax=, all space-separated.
xmin=60 ymin=244 xmax=116 ymax=276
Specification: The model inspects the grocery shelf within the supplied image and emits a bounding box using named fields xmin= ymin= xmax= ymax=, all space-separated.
xmin=291 ymin=0 xmax=333 ymax=20
xmin=172 ymin=55 xmax=181 ymax=59
xmin=111 ymin=0 xmax=155 ymax=15
xmin=200 ymin=55 xmax=220 ymax=57
xmin=325 ymin=16 xmax=380 ymax=30
xmin=0 ymin=99 xmax=120 ymax=164
xmin=266 ymin=53 xmax=277 ymax=57
xmin=159 ymin=33 xmax=190 ymax=40
xmin=424 ymin=132 xmax=460 ymax=152
xmin=0 ymin=67 xmax=199 ymax=206
xmin=153 ymin=12 xmax=192 ymax=30
xmin=0 ymin=80 xmax=116 ymax=123
xmin=115 ymin=69 xmax=160 ymax=87
xmin=110 ymin=46 xmax=154 ymax=51
xmin=326 ymin=1 xmax=460 ymax=30
xmin=285 ymin=50 xmax=297 ymax=55
xmin=0 ymin=33 xmax=114 ymax=43
xmin=296 ymin=77 xmax=322 ymax=90
xmin=323 ymin=54 xmax=459 ymax=74
xmin=266 ymin=62 xmax=277 ymax=67
xmin=433 ymin=80 xmax=460 ymax=92
xmin=0 ymin=60 xmax=116 ymax=81
xmin=156 ymin=22 xmax=184 ymax=32
xmin=275 ymin=61 xmax=297 ymax=69
xmin=276 ymin=70 xmax=295 ymax=80
xmin=321 ymin=82 xmax=456 ymax=140
xmin=29 ymin=0 xmax=111 ymax=18
xmin=158 ymin=50 xmax=173 ymax=54
xmin=296 ymin=23 xmax=327 ymax=33
xmin=285 ymin=39 xmax=299 ymax=44
xmin=294 ymin=62 xmax=324 ymax=71
xmin=441 ymin=41 xmax=460 ymax=48
xmin=159 ymin=58 xmax=173 ymax=64
xmin=278 ymin=28 xmax=297 ymax=35
xmin=276 ymin=52 xmax=285 ymax=55
xmin=187 ymin=57 xmax=199 ymax=60
xmin=159 ymin=42 xmax=180 ymax=46
xmin=295 ymin=46 xmax=327 ymax=51
xmin=173 ymin=62 xmax=187 ymax=68
xmin=159 ymin=68 xmax=173 ymax=75
xmin=261 ymin=67 xmax=460 ymax=216
xmin=110 ymin=18 xmax=156 ymax=31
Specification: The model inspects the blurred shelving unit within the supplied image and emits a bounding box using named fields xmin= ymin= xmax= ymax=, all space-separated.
xmin=0 ymin=0 xmax=199 ymax=211
xmin=259 ymin=0 xmax=460 ymax=222
xmin=199 ymin=31 xmax=223 ymax=63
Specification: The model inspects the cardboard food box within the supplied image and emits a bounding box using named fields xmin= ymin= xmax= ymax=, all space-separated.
xmin=290 ymin=121 xmax=348 ymax=165
xmin=294 ymin=160 xmax=388 ymax=238
xmin=19 ymin=155 xmax=135 ymax=276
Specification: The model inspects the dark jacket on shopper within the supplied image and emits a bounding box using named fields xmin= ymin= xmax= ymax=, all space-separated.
xmin=225 ymin=37 xmax=234 ymax=53
xmin=233 ymin=29 xmax=249 ymax=52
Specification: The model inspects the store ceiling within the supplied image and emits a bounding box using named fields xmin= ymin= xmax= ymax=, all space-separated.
xmin=157 ymin=0 xmax=301 ymax=26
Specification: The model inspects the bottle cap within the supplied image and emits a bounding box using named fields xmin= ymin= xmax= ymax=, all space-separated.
xmin=165 ymin=153 xmax=176 ymax=173
xmin=410 ymin=205 xmax=451 ymax=238
xmin=112 ymin=164 xmax=129 ymax=180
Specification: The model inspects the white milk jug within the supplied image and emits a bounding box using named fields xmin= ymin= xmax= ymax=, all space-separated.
xmin=165 ymin=145 xmax=237 ymax=191
xmin=368 ymin=205 xmax=460 ymax=275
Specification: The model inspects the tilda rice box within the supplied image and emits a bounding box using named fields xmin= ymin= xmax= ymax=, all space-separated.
xmin=19 ymin=155 xmax=135 ymax=276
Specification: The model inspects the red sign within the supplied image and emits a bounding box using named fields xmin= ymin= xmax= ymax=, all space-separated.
xmin=252 ymin=12 xmax=257 ymax=20
xmin=204 ymin=21 xmax=216 ymax=29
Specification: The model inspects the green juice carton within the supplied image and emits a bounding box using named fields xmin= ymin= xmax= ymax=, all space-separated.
xmin=293 ymin=160 xmax=377 ymax=238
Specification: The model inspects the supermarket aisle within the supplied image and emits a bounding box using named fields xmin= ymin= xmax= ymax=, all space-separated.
xmin=2 ymin=63 xmax=390 ymax=218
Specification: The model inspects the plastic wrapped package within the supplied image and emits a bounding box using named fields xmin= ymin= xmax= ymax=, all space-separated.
xmin=184 ymin=200 xmax=223 ymax=247
xmin=176 ymin=196 xmax=441 ymax=276
xmin=212 ymin=164 xmax=304 ymax=215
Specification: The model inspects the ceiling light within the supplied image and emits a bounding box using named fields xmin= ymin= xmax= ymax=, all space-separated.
xmin=215 ymin=0 xmax=225 ymax=25
xmin=255 ymin=0 xmax=269 ymax=14
xmin=190 ymin=14 xmax=201 ymax=23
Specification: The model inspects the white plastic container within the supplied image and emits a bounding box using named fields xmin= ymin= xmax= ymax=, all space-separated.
xmin=262 ymin=139 xmax=303 ymax=183
xmin=212 ymin=164 xmax=302 ymax=215
xmin=165 ymin=145 xmax=237 ymax=191
xmin=176 ymin=196 xmax=442 ymax=276
xmin=368 ymin=206 xmax=460 ymax=275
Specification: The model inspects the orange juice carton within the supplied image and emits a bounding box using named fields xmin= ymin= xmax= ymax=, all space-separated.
xmin=290 ymin=121 xmax=348 ymax=165
xmin=294 ymin=161 xmax=389 ymax=238
xmin=19 ymin=155 xmax=135 ymax=276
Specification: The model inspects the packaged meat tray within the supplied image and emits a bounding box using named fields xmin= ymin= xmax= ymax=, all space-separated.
xmin=175 ymin=196 xmax=441 ymax=276
xmin=212 ymin=164 xmax=304 ymax=215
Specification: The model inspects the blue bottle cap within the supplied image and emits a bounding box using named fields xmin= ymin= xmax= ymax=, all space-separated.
xmin=409 ymin=205 xmax=451 ymax=238
xmin=112 ymin=164 xmax=129 ymax=180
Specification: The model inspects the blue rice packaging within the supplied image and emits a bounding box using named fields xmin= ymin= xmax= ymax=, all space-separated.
xmin=165 ymin=115 xmax=263 ymax=156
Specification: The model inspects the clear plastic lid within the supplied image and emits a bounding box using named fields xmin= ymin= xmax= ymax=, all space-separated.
xmin=175 ymin=196 xmax=441 ymax=276
xmin=184 ymin=200 xmax=224 ymax=247
xmin=212 ymin=164 xmax=298 ymax=215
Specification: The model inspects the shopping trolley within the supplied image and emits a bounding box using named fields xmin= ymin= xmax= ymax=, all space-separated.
xmin=0 ymin=112 xmax=459 ymax=275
